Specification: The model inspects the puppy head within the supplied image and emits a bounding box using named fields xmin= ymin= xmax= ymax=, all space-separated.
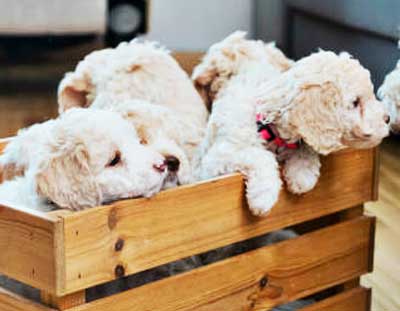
xmin=58 ymin=41 xmax=174 ymax=114
xmin=102 ymin=99 xmax=194 ymax=187
xmin=378 ymin=61 xmax=400 ymax=133
xmin=192 ymin=31 xmax=292 ymax=109
xmin=284 ymin=51 xmax=389 ymax=154
xmin=34 ymin=108 xmax=173 ymax=210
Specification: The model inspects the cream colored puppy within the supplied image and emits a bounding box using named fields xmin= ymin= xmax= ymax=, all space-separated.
xmin=193 ymin=32 xmax=389 ymax=216
xmin=1 ymin=40 xmax=207 ymax=190
xmin=58 ymin=39 xmax=208 ymax=130
xmin=0 ymin=108 xmax=177 ymax=211
xmin=378 ymin=42 xmax=400 ymax=132
xmin=193 ymin=31 xmax=293 ymax=109
xmin=98 ymin=99 xmax=201 ymax=188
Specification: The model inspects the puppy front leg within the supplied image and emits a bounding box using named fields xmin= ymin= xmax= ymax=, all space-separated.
xmin=283 ymin=145 xmax=321 ymax=194
xmin=200 ymin=144 xmax=281 ymax=216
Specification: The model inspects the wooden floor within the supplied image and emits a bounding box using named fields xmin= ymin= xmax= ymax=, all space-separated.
xmin=363 ymin=138 xmax=400 ymax=311
xmin=0 ymin=92 xmax=57 ymax=137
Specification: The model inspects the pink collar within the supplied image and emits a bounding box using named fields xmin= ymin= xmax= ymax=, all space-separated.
xmin=256 ymin=113 xmax=299 ymax=150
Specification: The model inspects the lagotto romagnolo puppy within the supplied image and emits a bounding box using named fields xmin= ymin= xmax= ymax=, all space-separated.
xmin=57 ymin=39 xmax=208 ymax=140
xmin=193 ymin=32 xmax=390 ymax=216
xmin=0 ymin=40 xmax=208 ymax=193
xmin=57 ymin=39 xmax=208 ymax=186
xmin=0 ymin=108 xmax=177 ymax=211
xmin=378 ymin=41 xmax=400 ymax=132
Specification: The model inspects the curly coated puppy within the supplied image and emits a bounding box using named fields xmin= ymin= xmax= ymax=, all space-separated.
xmin=193 ymin=31 xmax=293 ymax=109
xmin=193 ymin=32 xmax=389 ymax=216
xmin=58 ymin=39 xmax=208 ymax=130
xmin=0 ymin=108 xmax=179 ymax=211
xmin=378 ymin=41 xmax=400 ymax=132
xmin=1 ymin=40 xmax=208 ymax=188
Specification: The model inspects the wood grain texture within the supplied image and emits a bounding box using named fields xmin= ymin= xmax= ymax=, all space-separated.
xmin=41 ymin=290 xmax=86 ymax=310
xmin=0 ymin=203 xmax=59 ymax=293
xmin=59 ymin=148 xmax=376 ymax=294
xmin=68 ymin=217 xmax=374 ymax=311
xmin=363 ymin=139 xmax=400 ymax=311
xmin=0 ymin=286 xmax=55 ymax=311
xmin=299 ymin=287 xmax=371 ymax=311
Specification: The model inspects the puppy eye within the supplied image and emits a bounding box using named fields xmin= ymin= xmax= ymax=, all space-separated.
xmin=107 ymin=151 xmax=121 ymax=167
xmin=353 ymin=97 xmax=361 ymax=108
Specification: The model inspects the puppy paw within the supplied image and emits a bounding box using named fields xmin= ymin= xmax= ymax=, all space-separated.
xmin=248 ymin=196 xmax=276 ymax=216
xmin=284 ymin=168 xmax=319 ymax=194
xmin=246 ymin=180 xmax=281 ymax=216
xmin=283 ymin=148 xmax=321 ymax=195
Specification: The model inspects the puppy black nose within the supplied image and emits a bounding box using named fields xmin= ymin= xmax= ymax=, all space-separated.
xmin=164 ymin=155 xmax=180 ymax=172
xmin=384 ymin=115 xmax=391 ymax=124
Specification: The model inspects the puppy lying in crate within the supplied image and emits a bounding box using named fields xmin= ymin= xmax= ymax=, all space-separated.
xmin=193 ymin=31 xmax=390 ymax=216
xmin=58 ymin=39 xmax=208 ymax=136
xmin=0 ymin=108 xmax=187 ymax=210
xmin=0 ymin=36 xmax=316 ymax=310
xmin=0 ymin=110 xmax=311 ymax=310
xmin=0 ymin=39 xmax=208 ymax=209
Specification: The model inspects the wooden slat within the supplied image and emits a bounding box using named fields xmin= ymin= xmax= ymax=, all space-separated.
xmin=364 ymin=140 xmax=400 ymax=311
xmin=60 ymin=148 xmax=376 ymax=294
xmin=68 ymin=217 xmax=374 ymax=311
xmin=371 ymin=147 xmax=380 ymax=201
xmin=0 ymin=286 xmax=55 ymax=311
xmin=41 ymin=290 xmax=86 ymax=310
xmin=0 ymin=203 xmax=60 ymax=293
xmin=299 ymin=287 xmax=371 ymax=311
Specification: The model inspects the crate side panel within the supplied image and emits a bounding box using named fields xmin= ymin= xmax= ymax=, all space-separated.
xmin=68 ymin=217 xmax=373 ymax=311
xmin=0 ymin=204 xmax=57 ymax=293
xmin=298 ymin=287 xmax=371 ymax=311
xmin=0 ymin=285 xmax=56 ymax=311
xmin=61 ymin=149 xmax=375 ymax=294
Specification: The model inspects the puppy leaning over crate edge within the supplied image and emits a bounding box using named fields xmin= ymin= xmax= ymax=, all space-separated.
xmin=193 ymin=31 xmax=389 ymax=216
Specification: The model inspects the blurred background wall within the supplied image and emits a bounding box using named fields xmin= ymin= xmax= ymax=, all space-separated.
xmin=142 ymin=0 xmax=255 ymax=51
xmin=257 ymin=0 xmax=400 ymax=86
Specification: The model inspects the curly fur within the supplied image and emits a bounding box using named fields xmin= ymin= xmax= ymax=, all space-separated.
xmin=58 ymin=39 xmax=208 ymax=129
xmin=378 ymin=41 xmax=400 ymax=132
xmin=193 ymin=32 xmax=389 ymax=215
xmin=0 ymin=40 xmax=208 ymax=208
xmin=0 ymin=108 xmax=176 ymax=211
xmin=192 ymin=31 xmax=293 ymax=109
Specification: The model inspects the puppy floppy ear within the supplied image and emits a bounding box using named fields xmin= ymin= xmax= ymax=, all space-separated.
xmin=35 ymin=141 xmax=102 ymax=210
xmin=288 ymin=81 xmax=343 ymax=154
xmin=192 ymin=32 xmax=248 ymax=111
xmin=58 ymin=72 xmax=93 ymax=114
xmin=192 ymin=63 xmax=218 ymax=111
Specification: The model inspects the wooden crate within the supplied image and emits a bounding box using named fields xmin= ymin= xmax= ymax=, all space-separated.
xmin=0 ymin=138 xmax=378 ymax=311
xmin=0 ymin=56 xmax=378 ymax=310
